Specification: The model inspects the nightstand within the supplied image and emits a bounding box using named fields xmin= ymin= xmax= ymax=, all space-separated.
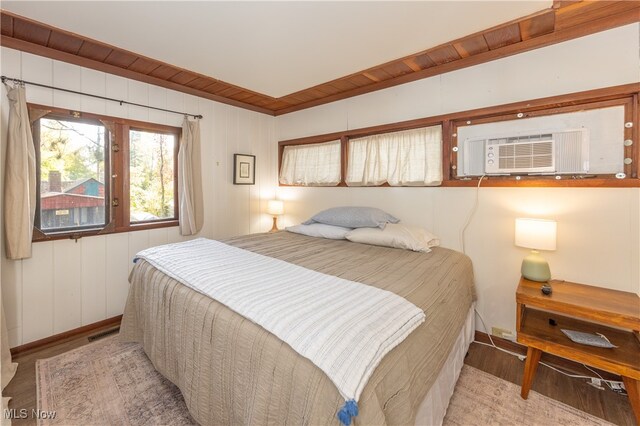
xmin=515 ymin=278 xmax=640 ymax=422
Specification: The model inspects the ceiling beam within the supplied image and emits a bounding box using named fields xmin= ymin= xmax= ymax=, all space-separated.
xmin=1 ymin=2 xmax=638 ymax=117
xmin=274 ymin=2 xmax=639 ymax=115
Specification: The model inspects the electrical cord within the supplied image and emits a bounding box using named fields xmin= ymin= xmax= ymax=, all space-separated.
xmin=538 ymin=362 xmax=621 ymax=386
xmin=460 ymin=175 xmax=485 ymax=255
xmin=474 ymin=307 xmax=526 ymax=360
xmin=473 ymin=307 xmax=624 ymax=386
xmin=583 ymin=363 xmax=615 ymax=390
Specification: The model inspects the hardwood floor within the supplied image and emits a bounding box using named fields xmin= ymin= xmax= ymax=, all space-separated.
xmin=4 ymin=332 xmax=636 ymax=425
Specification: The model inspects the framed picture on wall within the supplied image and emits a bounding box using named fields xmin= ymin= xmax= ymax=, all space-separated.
xmin=233 ymin=154 xmax=256 ymax=185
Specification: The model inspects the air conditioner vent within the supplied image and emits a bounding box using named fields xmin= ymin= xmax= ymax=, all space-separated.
xmin=487 ymin=139 xmax=555 ymax=174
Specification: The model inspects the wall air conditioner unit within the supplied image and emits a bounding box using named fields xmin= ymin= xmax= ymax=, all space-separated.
xmin=459 ymin=129 xmax=589 ymax=176
xmin=485 ymin=138 xmax=555 ymax=174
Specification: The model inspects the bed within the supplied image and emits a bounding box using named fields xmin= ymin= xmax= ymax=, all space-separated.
xmin=120 ymin=231 xmax=475 ymax=425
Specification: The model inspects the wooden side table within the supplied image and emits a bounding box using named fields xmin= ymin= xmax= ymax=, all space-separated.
xmin=515 ymin=278 xmax=640 ymax=423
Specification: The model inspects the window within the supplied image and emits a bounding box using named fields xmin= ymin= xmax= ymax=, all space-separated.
xmin=31 ymin=105 xmax=180 ymax=240
xmin=35 ymin=115 xmax=108 ymax=232
xmin=346 ymin=126 xmax=442 ymax=186
xmin=279 ymin=140 xmax=341 ymax=186
xmin=129 ymin=129 xmax=177 ymax=222
xmin=278 ymin=84 xmax=637 ymax=188
xmin=455 ymin=104 xmax=626 ymax=178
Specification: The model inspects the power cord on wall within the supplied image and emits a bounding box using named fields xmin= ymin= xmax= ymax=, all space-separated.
xmin=460 ymin=175 xmax=485 ymax=255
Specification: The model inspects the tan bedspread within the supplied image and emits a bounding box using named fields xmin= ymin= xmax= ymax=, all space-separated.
xmin=120 ymin=232 xmax=475 ymax=425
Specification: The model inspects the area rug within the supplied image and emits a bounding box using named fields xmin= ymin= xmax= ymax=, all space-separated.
xmin=442 ymin=365 xmax=613 ymax=426
xmin=37 ymin=336 xmax=612 ymax=425
xmin=37 ymin=336 xmax=195 ymax=425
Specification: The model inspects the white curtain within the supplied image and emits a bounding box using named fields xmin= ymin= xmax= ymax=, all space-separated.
xmin=279 ymin=140 xmax=341 ymax=186
xmin=178 ymin=118 xmax=204 ymax=236
xmin=3 ymin=84 xmax=36 ymax=260
xmin=346 ymin=125 xmax=443 ymax=186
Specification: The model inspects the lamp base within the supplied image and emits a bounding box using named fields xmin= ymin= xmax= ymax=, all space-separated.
xmin=269 ymin=216 xmax=279 ymax=233
xmin=521 ymin=250 xmax=551 ymax=282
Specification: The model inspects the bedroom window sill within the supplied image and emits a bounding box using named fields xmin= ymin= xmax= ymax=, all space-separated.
xmin=31 ymin=220 xmax=179 ymax=243
xmin=279 ymin=178 xmax=640 ymax=188
xmin=441 ymin=177 xmax=640 ymax=188
xmin=117 ymin=219 xmax=179 ymax=233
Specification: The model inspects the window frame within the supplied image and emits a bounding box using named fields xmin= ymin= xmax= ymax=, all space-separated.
xmin=279 ymin=139 xmax=343 ymax=186
xmin=449 ymin=96 xmax=635 ymax=185
xmin=345 ymin=124 xmax=444 ymax=187
xmin=277 ymin=83 xmax=640 ymax=188
xmin=123 ymin=125 xmax=180 ymax=229
xmin=29 ymin=104 xmax=181 ymax=242
xmin=278 ymin=137 xmax=349 ymax=187
xmin=33 ymin=112 xmax=111 ymax=235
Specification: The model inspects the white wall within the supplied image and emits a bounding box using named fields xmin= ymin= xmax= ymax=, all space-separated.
xmin=1 ymin=23 xmax=638 ymax=347
xmin=276 ymin=24 xmax=640 ymax=335
xmin=0 ymin=47 xmax=277 ymax=347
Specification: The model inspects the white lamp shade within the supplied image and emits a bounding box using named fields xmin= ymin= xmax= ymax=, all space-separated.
xmin=267 ymin=200 xmax=284 ymax=215
xmin=515 ymin=218 xmax=557 ymax=251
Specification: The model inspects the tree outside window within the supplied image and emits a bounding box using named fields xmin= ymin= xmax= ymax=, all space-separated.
xmin=129 ymin=129 xmax=176 ymax=223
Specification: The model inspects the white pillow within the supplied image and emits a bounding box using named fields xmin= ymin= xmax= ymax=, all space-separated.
xmin=286 ymin=223 xmax=353 ymax=240
xmin=345 ymin=224 xmax=440 ymax=252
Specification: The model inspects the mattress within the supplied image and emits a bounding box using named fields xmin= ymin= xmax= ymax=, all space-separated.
xmin=120 ymin=231 xmax=475 ymax=425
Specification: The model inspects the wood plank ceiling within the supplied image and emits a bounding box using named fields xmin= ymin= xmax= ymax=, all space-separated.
xmin=1 ymin=1 xmax=639 ymax=116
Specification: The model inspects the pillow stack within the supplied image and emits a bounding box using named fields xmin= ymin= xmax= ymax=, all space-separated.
xmin=287 ymin=206 xmax=397 ymax=239
xmin=286 ymin=206 xmax=439 ymax=253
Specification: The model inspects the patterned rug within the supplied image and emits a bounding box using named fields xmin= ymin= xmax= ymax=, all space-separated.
xmin=36 ymin=336 xmax=612 ymax=425
xmin=37 ymin=336 xmax=195 ymax=425
xmin=443 ymin=365 xmax=612 ymax=426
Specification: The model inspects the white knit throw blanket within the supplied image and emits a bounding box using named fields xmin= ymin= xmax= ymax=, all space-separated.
xmin=135 ymin=238 xmax=425 ymax=424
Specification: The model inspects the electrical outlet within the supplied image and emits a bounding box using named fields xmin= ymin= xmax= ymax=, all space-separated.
xmin=491 ymin=327 xmax=516 ymax=341
xmin=588 ymin=378 xmax=604 ymax=390
xmin=610 ymin=382 xmax=627 ymax=395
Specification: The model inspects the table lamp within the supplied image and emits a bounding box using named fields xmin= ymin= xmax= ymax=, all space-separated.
xmin=267 ymin=200 xmax=284 ymax=232
xmin=515 ymin=218 xmax=557 ymax=282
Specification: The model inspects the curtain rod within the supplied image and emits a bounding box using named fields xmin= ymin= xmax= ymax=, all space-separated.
xmin=1 ymin=75 xmax=203 ymax=119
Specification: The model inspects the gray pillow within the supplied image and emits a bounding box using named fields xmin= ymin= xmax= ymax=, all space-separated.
xmin=303 ymin=207 xmax=399 ymax=229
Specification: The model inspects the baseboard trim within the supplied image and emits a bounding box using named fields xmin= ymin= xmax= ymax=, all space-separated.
xmin=474 ymin=330 xmax=620 ymax=380
xmin=10 ymin=315 xmax=122 ymax=357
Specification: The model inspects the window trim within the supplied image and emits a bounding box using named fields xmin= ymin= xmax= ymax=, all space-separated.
xmin=278 ymin=83 xmax=640 ymax=188
xmin=345 ymin=124 xmax=444 ymax=187
xmin=32 ymin=110 xmax=112 ymax=240
xmin=279 ymin=139 xmax=343 ymax=186
xmin=450 ymin=97 xmax=634 ymax=183
xmin=116 ymin=122 xmax=180 ymax=232
xmin=29 ymin=104 xmax=181 ymax=242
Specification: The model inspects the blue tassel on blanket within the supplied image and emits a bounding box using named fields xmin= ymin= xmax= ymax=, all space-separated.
xmin=337 ymin=400 xmax=359 ymax=426
xmin=133 ymin=257 xmax=140 ymax=264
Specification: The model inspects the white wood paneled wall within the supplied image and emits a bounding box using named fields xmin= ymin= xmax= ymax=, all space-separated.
xmin=0 ymin=47 xmax=277 ymax=347
xmin=275 ymin=24 xmax=640 ymax=335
